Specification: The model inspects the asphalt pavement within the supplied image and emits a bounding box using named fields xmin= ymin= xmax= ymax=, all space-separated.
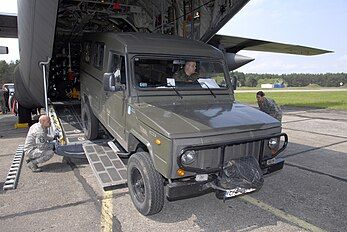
xmin=0 ymin=107 xmax=346 ymax=232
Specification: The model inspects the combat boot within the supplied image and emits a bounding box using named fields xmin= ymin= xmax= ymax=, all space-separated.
xmin=27 ymin=161 xmax=42 ymax=172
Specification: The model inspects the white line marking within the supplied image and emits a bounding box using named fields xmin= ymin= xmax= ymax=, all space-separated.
xmin=240 ymin=195 xmax=326 ymax=232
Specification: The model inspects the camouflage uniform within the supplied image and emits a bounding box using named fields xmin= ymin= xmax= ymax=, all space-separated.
xmin=0 ymin=88 xmax=4 ymax=113
xmin=258 ymin=97 xmax=282 ymax=122
xmin=173 ymin=69 xmax=199 ymax=82
xmin=24 ymin=122 xmax=54 ymax=165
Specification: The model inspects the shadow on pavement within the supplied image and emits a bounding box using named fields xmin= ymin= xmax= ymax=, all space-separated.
xmin=0 ymin=115 xmax=29 ymax=139
xmin=40 ymin=162 xmax=73 ymax=173
xmin=138 ymin=139 xmax=346 ymax=232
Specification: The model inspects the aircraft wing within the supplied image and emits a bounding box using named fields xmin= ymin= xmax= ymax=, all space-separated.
xmin=209 ymin=34 xmax=332 ymax=55
xmin=0 ymin=13 xmax=18 ymax=38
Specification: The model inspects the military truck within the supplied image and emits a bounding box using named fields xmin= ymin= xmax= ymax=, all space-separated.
xmin=80 ymin=32 xmax=287 ymax=215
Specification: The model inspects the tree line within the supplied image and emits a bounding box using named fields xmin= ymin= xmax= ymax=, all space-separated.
xmin=0 ymin=60 xmax=19 ymax=85
xmin=232 ymin=71 xmax=347 ymax=87
xmin=1 ymin=60 xmax=346 ymax=87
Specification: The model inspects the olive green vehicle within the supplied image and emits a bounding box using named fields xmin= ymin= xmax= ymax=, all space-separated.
xmin=80 ymin=32 xmax=288 ymax=215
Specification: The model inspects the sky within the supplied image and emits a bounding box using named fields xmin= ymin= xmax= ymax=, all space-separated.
xmin=0 ymin=0 xmax=346 ymax=74
xmin=217 ymin=0 xmax=347 ymax=74
xmin=0 ymin=0 xmax=18 ymax=63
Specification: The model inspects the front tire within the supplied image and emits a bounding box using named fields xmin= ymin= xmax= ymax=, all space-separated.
xmin=81 ymin=102 xmax=98 ymax=140
xmin=127 ymin=152 xmax=164 ymax=215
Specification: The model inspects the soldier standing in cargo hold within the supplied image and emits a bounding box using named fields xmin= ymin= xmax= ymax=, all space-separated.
xmin=24 ymin=115 xmax=55 ymax=172
xmin=256 ymin=91 xmax=283 ymax=122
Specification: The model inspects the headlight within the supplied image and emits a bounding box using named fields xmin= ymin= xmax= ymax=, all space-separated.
xmin=268 ymin=137 xmax=279 ymax=149
xmin=181 ymin=150 xmax=197 ymax=165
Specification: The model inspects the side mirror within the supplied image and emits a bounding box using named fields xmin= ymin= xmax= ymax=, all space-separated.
xmin=103 ymin=72 xmax=124 ymax=92
xmin=231 ymin=75 xmax=237 ymax=90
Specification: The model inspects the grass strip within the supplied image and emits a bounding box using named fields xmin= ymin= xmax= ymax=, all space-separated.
xmin=235 ymin=91 xmax=347 ymax=110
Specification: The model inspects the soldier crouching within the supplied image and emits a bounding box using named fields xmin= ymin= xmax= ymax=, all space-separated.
xmin=256 ymin=91 xmax=283 ymax=122
xmin=24 ymin=114 xmax=57 ymax=172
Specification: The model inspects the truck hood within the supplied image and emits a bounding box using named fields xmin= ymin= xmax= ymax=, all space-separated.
xmin=135 ymin=101 xmax=280 ymax=139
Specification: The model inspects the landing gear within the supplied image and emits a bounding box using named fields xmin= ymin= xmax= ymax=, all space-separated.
xmin=17 ymin=103 xmax=32 ymax=123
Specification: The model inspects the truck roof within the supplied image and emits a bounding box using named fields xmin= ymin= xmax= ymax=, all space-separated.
xmin=88 ymin=32 xmax=224 ymax=58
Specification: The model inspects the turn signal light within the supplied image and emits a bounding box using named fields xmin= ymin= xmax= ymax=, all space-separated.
xmin=155 ymin=139 xmax=161 ymax=145
xmin=177 ymin=168 xmax=185 ymax=176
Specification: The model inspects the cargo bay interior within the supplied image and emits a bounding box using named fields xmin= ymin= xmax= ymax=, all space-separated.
xmin=47 ymin=0 xmax=238 ymax=101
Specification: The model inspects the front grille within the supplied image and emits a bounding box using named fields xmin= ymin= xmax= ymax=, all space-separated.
xmin=177 ymin=133 xmax=288 ymax=174
xmin=224 ymin=140 xmax=262 ymax=163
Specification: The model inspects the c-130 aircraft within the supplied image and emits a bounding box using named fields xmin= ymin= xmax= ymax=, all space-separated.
xmin=1 ymin=1 xmax=333 ymax=215
xmin=0 ymin=0 xmax=331 ymax=122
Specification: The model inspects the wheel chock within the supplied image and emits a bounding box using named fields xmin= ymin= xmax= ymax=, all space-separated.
xmin=14 ymin=123 xmax=29 ymax=129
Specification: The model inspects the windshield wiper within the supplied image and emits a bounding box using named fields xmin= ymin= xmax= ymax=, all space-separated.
xmin=167 ymin=83 xmax=183 ymax=99
xmin=200 ymin=82 xmax=216 ymax=98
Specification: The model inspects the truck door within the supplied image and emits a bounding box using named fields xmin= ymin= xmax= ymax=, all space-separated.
xmin=103 ymin=52 xmax=127 ymax=142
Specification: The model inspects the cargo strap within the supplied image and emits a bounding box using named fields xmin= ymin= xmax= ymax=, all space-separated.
xmin=83 ymin=142 xmax=127 ymax=190
xmin=3 ymin=145 xmax=25 ymax=190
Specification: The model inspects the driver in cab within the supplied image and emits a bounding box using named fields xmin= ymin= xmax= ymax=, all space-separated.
xmin=173 ymin=61 xmax=199 ymax=82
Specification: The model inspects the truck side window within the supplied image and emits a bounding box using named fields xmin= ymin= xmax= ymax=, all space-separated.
xmin=93 ymin=42 xmax=105 ymax=69
xmin=109 ymin=53 xmax=126 ymax=84
xmin=83 ymin=41 xmax=91 ymax=63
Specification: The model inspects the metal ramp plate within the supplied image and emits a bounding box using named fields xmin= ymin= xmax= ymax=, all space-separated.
xmin=3 ymin=145 xmax=25 ymax=190
xmin=53 ymin=103 xmax=86 ymax=144
xmin=83 ymin=143 xmax=127 ymax=190
xmin=52 ymin=102 xmax=110 ymax=145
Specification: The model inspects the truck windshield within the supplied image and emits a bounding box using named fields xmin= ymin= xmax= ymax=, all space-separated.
xmin=133 ymin=58 xmax=228 ymax=89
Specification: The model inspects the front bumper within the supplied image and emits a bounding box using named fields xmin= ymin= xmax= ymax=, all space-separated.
xmin=166 ymin=178 xmax=213 ymax=201
xmin=167 ymin=155 xmax=285 ymax=201
xmin=261 ymin=157 xmax=285 ymax=175
xmin=166 ymin=133 xmax=288 ymax=201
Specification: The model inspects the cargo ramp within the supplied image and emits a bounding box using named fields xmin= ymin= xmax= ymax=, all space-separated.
xmin=50 ymin=101 xmax=128 ymax=190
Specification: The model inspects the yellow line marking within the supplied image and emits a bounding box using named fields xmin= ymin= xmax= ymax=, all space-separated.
xmin=240 ymin=195 xmax=326 ymax=232
xmin=101 ymin=190 xmax=113 ymax=232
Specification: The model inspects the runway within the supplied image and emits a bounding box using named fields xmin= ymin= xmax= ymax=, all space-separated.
xmin=1 ymin=107 xmax=346 ymax=232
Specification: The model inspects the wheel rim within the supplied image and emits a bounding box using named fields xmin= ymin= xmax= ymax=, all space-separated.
xmin=131 ymin=168 xmax=145 ymax=203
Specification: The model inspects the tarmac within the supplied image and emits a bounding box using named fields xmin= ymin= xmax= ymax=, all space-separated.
xmin=0 ymin=107 xmax=346 ymax=232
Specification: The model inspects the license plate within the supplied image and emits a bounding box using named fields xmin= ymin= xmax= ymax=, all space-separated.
xmin=225 ymin=187 xmax=256 ymax=198
xmin=195 ymin=174 xmax=208 ymax=182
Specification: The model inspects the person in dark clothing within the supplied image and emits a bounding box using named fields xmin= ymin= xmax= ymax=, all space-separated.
xmin=1 ymin=85 xmax=8 ymax=114
xmin=256 ymin=91 xmax=282 ymax=122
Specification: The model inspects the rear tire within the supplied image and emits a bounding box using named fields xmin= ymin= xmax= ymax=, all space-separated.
xmin=127 ymin=152 xmax=164 ymax=215
xmin=81 ymin=102 xmax=98 ymax=140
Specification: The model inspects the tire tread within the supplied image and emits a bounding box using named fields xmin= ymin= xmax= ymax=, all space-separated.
xmin=128 ymin=152 xmax=164 ymax=215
